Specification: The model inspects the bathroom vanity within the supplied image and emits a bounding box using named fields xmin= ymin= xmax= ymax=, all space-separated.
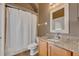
xmin=38 ymin=37 xmax=79 ymax=56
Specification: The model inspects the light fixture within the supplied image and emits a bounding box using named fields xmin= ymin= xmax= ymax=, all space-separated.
xmin=38 ymin=24 xmax=41 ymax=26
xmin=45 ymin=22 xmax=48 ymax=25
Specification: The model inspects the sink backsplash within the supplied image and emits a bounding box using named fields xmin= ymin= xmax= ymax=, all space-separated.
xmin=45 ymin=33 xmax=79 ymax=41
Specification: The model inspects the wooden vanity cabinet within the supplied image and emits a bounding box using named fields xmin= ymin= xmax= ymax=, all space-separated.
xmin=38 ymin=39 xmax=72 ymax=56
xmin=38 ymin=39 xmax=48 ymax=56
xmin=73 ymin=52 xmax=79 ymax=56
xmin=48 ymin=43 xmax=72 ymax=56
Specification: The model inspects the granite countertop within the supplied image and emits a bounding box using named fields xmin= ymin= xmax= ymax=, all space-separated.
xmin=38 ymin=36 xmax=79 ymax=52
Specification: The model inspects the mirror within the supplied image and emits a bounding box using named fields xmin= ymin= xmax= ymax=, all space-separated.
xmin=50 ymin=4 xmax=69 ymax=33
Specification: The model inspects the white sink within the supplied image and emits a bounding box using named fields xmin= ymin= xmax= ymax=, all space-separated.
xmin=48 ymin=39 xmax=60 ymax=42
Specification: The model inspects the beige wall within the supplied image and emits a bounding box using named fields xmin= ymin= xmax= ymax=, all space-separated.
xmin=38 ymin=3 xmax=50 ymax=36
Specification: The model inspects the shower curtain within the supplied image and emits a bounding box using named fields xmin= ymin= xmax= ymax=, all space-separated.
xmin=5 ymin=7 xmax=37 ymax=56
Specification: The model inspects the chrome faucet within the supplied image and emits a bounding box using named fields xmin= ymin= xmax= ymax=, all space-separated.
xmin=55 ymin=33 xmax=61 ymax=39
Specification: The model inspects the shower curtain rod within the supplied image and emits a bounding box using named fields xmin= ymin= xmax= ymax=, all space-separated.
xmin=5 ymin=5 xmax=28 ymax=12
xmin=5 ymin=4 xmax=38 ymax=15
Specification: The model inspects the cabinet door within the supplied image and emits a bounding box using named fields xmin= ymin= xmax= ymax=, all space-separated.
xmin=73 ymin=52 xmax=79 ymax=56
xmin=39 ymin=39 xmax=48 ymax=56
xmin=48 ymin=43 xmax=71 ymax=56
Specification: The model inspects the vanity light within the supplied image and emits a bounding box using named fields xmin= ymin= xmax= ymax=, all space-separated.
xmin=38 ymin=24 xmax=41 ymax=26
xmin=50 ymin=3 xmax=61 ymax=10
xmin=52 ymin=5 xmax=56 ymax=8
xmin=45 ymin=22 xmax=48 ymax=25
xmin=38 ymin=22 xmax=47 ymax=26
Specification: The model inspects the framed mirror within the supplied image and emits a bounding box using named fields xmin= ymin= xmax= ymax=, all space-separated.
xmin=50 ymin=4 xmax=69 ymax=33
